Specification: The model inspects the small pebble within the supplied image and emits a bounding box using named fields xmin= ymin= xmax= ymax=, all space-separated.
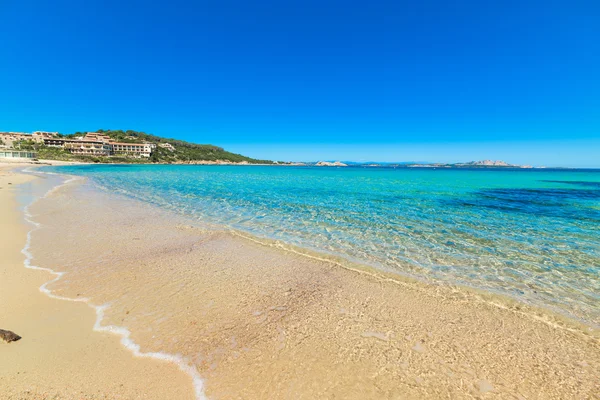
xmin=412 ymin=341 xmax=425 ymax=353
xmin=477 ymin=379 xmax=494 ymax=393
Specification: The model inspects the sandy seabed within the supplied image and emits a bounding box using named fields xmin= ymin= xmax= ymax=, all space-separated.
xmin=1 ymin=163 xmax=599 ymax=399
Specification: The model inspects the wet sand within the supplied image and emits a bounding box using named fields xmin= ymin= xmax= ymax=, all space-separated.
xmin=2 ymin=164 xmax=600 ymax=399
xmin=0 ymin=164 xmax=195 ymax=399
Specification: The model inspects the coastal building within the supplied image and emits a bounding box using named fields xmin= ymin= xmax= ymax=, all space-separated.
xmin=63 ymin=140 xmax=112 ymax=156
xmin=0 ymin=149 xmax=37 ymax=159
xmin=159 ymin=142 xmax=175 ymax=151
xmin=0 ymin=132 xmax=33 ymax=147
xmin=41 ymin=136 xmax=112 ymax=156
xmin=82 ymin=132 xmax=112 ymax=143
xmin=43 ymin=137 xmax=68 ymax=147
xmin=32 ymin=131 xmax=59 ymax=142
xmin=1 ymin=130 xmax=157 ymax=158
xmin=1 ymin=131 xmax=59 ymax=147
xmin=111 ymin=142 xmax=156 ymax=158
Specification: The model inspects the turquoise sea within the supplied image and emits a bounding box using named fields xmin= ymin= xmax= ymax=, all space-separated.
xmin=46 ymin=165 xmax=600 ymax=326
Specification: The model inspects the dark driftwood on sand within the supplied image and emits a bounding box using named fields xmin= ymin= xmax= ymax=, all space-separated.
xmin=0 ymin=329 xmax=22 ymax=343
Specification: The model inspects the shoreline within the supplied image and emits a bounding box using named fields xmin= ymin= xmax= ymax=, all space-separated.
xmin=0 ymin=163 xmax=197 ymax=399
xmin=228 ymin=229 xmax=600 ymax=337
xmin=5 ymin=157 xmax=598 ymax=170
xmin=22 ymin=163 xmax=600 ymax=335
xmin=3 ymin=162 xmax=599 ymax=399
xmin=40 ymin=163 xmax=600 ymax=331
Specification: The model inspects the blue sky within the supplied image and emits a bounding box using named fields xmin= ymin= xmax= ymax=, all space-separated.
xmin=1 ymin=0 xmax=598 ymax=166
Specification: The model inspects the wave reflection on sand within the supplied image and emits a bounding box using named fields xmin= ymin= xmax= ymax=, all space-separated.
xmin=20 ymin=169 xmax=207 ymax=400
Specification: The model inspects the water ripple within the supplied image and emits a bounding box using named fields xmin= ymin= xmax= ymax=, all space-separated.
xmin=44 ymin=165 xmax=600 ymax=327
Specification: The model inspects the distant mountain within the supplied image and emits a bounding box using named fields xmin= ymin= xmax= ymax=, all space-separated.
xmin=456 ymin=160 xmax=513 ymax=167
xmin=406 ymin=160 xmax=534 ymax=168
xmin=298 ymin=160 xmax=535 ymax=168
xmin=339 ymin=161 xmax=434 ymax=166
xmin=315 ymin=161 xmax=348 ymax=167
xmin=298 ymin=161 xmax=434 ymax=167
xmin=454 ymin=160 xmax=533 ymax=168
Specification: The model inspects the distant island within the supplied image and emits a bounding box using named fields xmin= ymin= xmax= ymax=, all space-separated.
xmin=0 ymin=129 xmax=272 ymax=164
xmin=301 ymin=160 xmax=537 ymax=168
xmin=315 ymin=161 xmax=348 ymax=167
xmin=406 ymin=160 xmax=535 ymax=168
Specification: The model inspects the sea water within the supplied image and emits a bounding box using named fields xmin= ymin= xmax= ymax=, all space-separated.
xmin=44 ymin=165 xmax=600 ymax=326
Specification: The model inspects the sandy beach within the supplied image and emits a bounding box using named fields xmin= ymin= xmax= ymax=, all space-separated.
xmin=3 ymin=0 xmax=598 ymax=397
xmin=1 ymin=163 xmax=599 ymax=399
xmin=0 ymin=163 xmax=195 ymax=399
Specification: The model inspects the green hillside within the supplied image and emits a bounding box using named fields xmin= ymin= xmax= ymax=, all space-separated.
xmin=29 ymin=129 xmax=272 ymax=164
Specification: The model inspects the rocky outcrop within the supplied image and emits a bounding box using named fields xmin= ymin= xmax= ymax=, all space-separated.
xmin=0 ymin=329 xmax=21 ymax=343
xmin=316 ymin=161 xmax=348 ymax=167
xmin=168 ymin=160 xmax=266 ymax=165
xmin=458 ymin=160 xmax=514 ymax=167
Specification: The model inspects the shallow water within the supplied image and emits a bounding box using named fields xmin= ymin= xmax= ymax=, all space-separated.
xmin=44 ymin=165 xmax=600 ymax=326
xmin=20 ymin=167 xmax=600 ymax=399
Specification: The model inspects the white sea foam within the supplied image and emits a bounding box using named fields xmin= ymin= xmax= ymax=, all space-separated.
xmin=19 ymin=168 xmax=207 ymax=400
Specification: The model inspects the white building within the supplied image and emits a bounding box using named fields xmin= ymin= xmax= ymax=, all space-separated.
xmin=111 ymin=142 xmax=156 ymax=158
xmin=0 ymin=150 xmax=37 ymax=159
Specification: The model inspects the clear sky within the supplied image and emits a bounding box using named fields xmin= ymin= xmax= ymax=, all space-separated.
xmin=1 ymin=0 xmax=599 ymax=167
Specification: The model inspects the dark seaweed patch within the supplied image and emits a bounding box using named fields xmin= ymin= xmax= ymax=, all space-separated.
xmin=449 ymin=188 xmax=600 ymax=223
xmin=541 ymin=180 xmax=600 ymax=188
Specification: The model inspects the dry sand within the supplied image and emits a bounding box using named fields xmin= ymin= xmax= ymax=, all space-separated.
xmin=1 ymin=162 xmax=599 ymax=399
xmin=0 ymin=164 xmax=195 ymax=399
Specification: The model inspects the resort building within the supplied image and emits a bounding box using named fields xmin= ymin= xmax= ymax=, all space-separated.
xmin=40 ymin=136 xmax=112 ymax=156
xmin=1 ymin=130 xmax=158 ymax=158
xmin=159 ymin=142 xmax=176 ymax=151
xmin=32 ymin=131 xmax=59 ymax=142
xmin=43 ymin=137 xmax=68 ymax=147
xmin=111 ymin=142 xmax=156 ymax=158
xmin=0 ymin=132 xmax=33 ymax=147
xmin=63 ymin=140 xmax=112 ymax=156
xmin=82 ymin=132 xmax=113 ymax=143
xmin=1 ymin=131 xmax=59 ymax=146
xmin=0 ymin=149 xmax=37 ymax=159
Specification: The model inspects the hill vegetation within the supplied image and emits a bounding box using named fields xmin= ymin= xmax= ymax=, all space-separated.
xmin=22 ymin=129 xmax=272 ymax=164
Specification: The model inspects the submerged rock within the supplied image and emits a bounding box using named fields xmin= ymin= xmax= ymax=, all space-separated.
xmin=0 ymin=329 xmax=22 ymax=343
